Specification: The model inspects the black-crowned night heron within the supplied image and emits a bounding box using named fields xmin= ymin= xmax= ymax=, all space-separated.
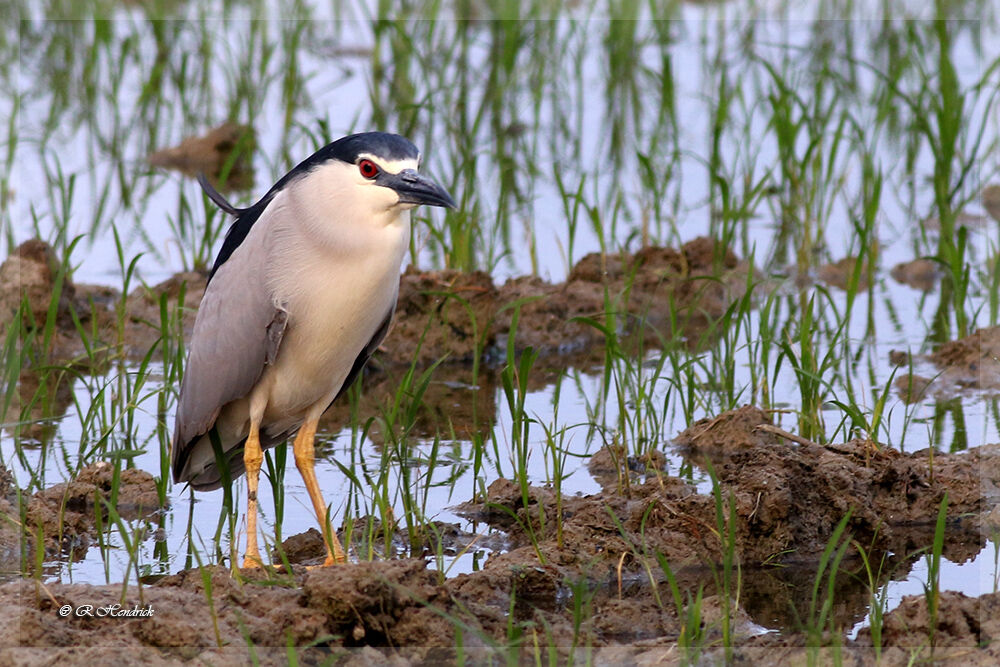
xmin=171 ymin=132 xmax=455 ymax=568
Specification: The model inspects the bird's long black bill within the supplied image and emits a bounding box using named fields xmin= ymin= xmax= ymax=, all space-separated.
xmin=380 ymin=169 xmax=457 ymax=209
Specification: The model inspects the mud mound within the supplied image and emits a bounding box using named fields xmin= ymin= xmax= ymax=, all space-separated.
xmin=386 ymin=236 xmax=758 ymax=365
xmin=4 ymin=236 xmax=757 ymax=370
xmin=678 ymin=406 xmax=988 ymax=563
xmin=2 ymin=238 xmax=207 ymax=366
xmin=673 ymin=404 xmax=782 ymax=452
xmin=389 ymin=268 xmax=498 ymax=364
xmin=303 ymin=559 xmax=443 ymax=645
xmin=4 ymin=534 xmax=999 ymax=664
xmin=0 ymin=239 xmax=76 ymax=332
xmin=931 ymin=325 xmax=1000 ymax=392
xmin=465 ymin=406 xmax=990 ymax=572
xmin=587 ymin=444 xmax=667 ymax=491
xmin=148 ymin=122 xmax=255 ymax=191
xmin=891 ymin=257 xmax=940 ymax=291
xmin=855 ymin=590 xmax=1000 ymax=664
xmin=20 ymin=461 xmax=161 ymax=562
xmin=818 ymin=255 xmax=873 ymax=291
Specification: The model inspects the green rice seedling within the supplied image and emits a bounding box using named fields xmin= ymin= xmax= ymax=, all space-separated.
xmin=606 ymin=503 xmax=663 ymax=607
xmin=756 ymin=53 xmax=850 ymax=274
xmin=208 ymin=429 xmax=238 ymax=569
xmin=603 ymin=2 xmax=642 ymax=165
xmin=377 ymin=340 xmax=445 ymax=554
xmin=96 ymin=491 xmax=150 ymax=604
xmin=537 ymin=380 xmax=575 ymax=549
xmin=923 ymin=493 xmax=949 ymax=653
xmin=777 ymin=291 xmax=840 ymax=442
xmin=868 ymin=15 xmax=1000 ymax=341
xmin=841 ymin=137 xmax=882 ymax=324
xmin=498 ymin=339 xmax=545 ymax=563
xmin=566 ymin=573 xmax=596 ymax=663
xmin=656 ymin=550 xmax=707 ymax=665
xmin=553 ymin=170 xmax=588 ymax=275
xmin=831 ymin=366 xmax=899 ymax=446
xmin=854 ymin=532 xmax=890 ymax=663
xmin=261 ymin=445 xmax=287 ymax=547
xmin=30 ymin=519 xmax=57 ymax=586
xmin=709 ymin=466 xmax=738 ymax=663
xmin=338 ymin=421 xmax=387 ymax=561
xmin=165 ymin=184 xmax=222 ymax=274
xmin=802 ymin=511 xmax=853 ymax=656
xmin=693 ymin=272 xmax=761 ymax=415
xmin=706 ymin=52 xmax=735 ymax=243
xmin=0 ymin=305 xmax=24 ymax=427
xmin=928 ymin=398 xmax=969 ymax=454
xmin=191 ymin=547 xmax=226 ymax=648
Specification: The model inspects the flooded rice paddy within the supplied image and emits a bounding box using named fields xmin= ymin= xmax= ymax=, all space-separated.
xmin=3 ymin=1 xmax=1000 ymax=663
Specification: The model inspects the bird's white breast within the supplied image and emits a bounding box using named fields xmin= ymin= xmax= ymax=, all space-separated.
xmin=251 ymin=180 xmax=411 ymax=432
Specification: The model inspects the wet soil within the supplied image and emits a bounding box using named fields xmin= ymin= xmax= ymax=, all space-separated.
xmin=3 ymin=405 xmax=998 ymax=664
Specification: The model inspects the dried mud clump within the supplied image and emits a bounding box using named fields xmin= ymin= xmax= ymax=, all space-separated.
xmin=495 ymin=236 xmax=757 ymax=356
xmin=888 ymin=325 xmax=1000 ymax=402
xmin=894 ymin=372 xmax=935 ymax=403
xmin=982 ymin=183 xmax=1000 ymax=223
xmin=386 ymin=236 xmax=759 ymax=366
xmin=0 ymin=465 xmax=20 ymax=574
xmin=587 ymin=444 xmax=667 ymax=490
xmin=856 ymin=590 xmax=1000 ymax=664
xmin=303 ymin=559 xmax=443 ymax=645
xmin=4 ymin=425 xmax=998 ymax=664
xmin=673 ymin=404 xmax=782 ymax=452
xmin=1 ymin=239 xmax=207 ymax=365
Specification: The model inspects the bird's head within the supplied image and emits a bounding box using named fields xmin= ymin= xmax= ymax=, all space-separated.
xmin=288 ymin=132 xmax=455 ymax=226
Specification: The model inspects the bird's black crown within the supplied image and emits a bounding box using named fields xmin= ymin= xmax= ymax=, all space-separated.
xmin=319 ymin=132 xmax=421 ymax=164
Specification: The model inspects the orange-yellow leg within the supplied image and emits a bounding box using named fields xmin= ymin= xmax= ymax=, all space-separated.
xmin=293 ymin=418 xmax=347 ymax=565
xmin=242 ymin=420 xmax=264 ymax=568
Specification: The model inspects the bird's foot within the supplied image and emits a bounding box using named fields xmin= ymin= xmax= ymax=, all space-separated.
xmin=241 ymin=554 xmax=264 ymax=569
xmin=302 ymin=553 xmax=347 ymax=571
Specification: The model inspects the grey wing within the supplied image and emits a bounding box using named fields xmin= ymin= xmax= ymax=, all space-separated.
xmin=171 ymin=250 xmax=286 ymax=482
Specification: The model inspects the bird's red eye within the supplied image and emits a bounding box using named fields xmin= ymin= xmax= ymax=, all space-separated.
xmin=358 ymin=159 xmax=379 ymax=179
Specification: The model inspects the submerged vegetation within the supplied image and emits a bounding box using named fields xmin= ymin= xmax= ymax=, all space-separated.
xmin=2 ymin=0 xmax=1000 ymax=662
